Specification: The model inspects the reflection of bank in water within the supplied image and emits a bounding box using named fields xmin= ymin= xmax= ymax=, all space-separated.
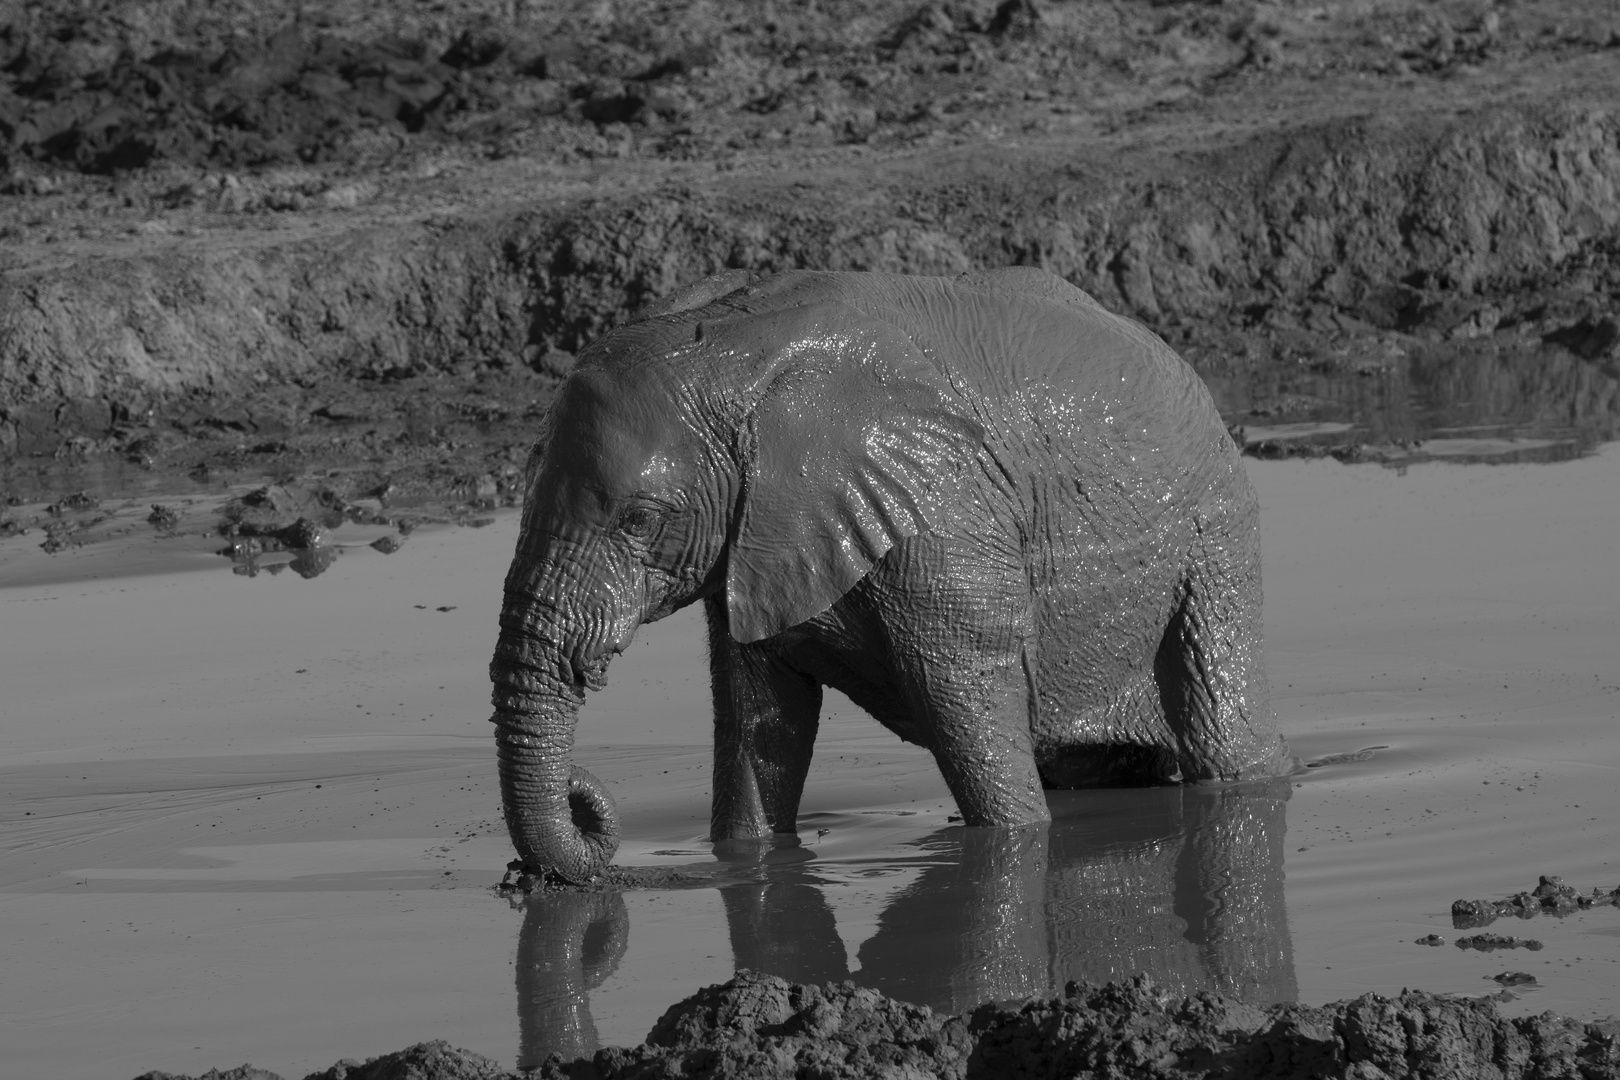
xmin=514 ymin=778 xmax=1292 ymax=1063
xmin=1206 ymin=337 xmax=1620 ymax=466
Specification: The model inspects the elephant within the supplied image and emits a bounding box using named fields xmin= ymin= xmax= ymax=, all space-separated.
xmin=490 ymin=266 xmax=1293 ymax=882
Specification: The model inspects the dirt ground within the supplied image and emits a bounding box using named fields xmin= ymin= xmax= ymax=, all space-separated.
xmin=2 ymin=0 xmax=1619 ymax=547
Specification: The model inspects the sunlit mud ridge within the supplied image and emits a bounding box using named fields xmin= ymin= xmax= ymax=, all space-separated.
xmin=133 ymin=970 xmax=1620 ymax=1080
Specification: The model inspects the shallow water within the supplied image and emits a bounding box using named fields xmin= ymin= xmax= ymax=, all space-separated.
xmin=3 ymin=447 xmax=1619 ymax=1078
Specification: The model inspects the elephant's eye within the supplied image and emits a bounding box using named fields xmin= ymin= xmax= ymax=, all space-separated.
xmin=618 ymin=505 xmax=660 ymax=538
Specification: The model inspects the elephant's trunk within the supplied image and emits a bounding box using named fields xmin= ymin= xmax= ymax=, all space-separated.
xmin=491 ymin=595 xmax=620 ymax=883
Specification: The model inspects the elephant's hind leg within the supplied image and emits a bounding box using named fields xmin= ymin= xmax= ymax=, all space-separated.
xmin=1156 ymin=531 xmax=1292 ymax=782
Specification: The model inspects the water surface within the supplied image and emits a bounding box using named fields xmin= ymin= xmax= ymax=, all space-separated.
xmin=3 ymin=447 xmax=1618 ymax=1077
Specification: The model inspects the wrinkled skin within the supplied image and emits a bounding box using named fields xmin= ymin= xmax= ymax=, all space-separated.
xmin=490 ymin=267 xmax=1293 ymax=881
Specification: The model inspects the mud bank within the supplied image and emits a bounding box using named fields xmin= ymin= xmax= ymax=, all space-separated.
xmin=4 ymin=101 xmax=1618 ymax=456
xmin=3 ymin=0 xmax=1619 ymax=495
xmin=135 ymin=970 xmax=1620 ymax=1080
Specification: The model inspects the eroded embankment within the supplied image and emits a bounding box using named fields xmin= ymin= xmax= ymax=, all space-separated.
xmin=4 ymin=101 xmax=1619 ymax=458
xmin=133 ymin=970 xmax=1620 ymax=1080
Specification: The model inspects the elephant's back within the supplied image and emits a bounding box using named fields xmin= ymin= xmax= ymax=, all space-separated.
xmin=837 ymin=270 xmax=1233 ymax=495
xmin=700 ymin=267 xmax=1238 ymax=503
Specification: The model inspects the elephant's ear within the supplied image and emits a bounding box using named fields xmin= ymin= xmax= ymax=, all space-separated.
xmin=635 ymin=270 xmax=757 ymax=322
xmin=726 ymin=308 xmax=985 ymax=643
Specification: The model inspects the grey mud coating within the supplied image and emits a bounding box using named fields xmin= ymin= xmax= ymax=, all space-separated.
xmin=490 ymin=268 xmax=1291 ymax=883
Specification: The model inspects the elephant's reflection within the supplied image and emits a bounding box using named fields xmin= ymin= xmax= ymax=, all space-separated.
xmin=720 ymin=778 xmax=1293 ymax=1012
xmin=514 ymin=777 xmax=1292 ymax=1062
xmin=514 ymin=890 xmax=629 ymax=1069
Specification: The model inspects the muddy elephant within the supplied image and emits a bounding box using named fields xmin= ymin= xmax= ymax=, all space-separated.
xmin=490 ymin=267 xmax=1292 ymax=881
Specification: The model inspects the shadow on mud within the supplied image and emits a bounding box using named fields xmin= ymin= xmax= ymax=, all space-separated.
xmin=513 ymin=778 xmax=1292 ymax=1067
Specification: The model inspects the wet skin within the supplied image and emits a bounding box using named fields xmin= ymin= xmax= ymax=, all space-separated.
xmin=490 ymin=267 xmax=1293 ymax=881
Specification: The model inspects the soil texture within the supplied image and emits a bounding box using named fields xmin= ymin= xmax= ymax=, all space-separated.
xmin=133 ymin=970 xmax=1620 ymax=1080
xmin=3 ymin=0 xmax=1620 ymax=532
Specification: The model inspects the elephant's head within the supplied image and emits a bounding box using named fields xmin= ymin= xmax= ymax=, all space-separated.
xmin=490 ymin=271 xmax=983 ymax=881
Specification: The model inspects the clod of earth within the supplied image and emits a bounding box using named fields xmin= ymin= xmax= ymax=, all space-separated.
xmin=129 ymin=971 xmax=1620 ymax=1080
xmin=1452 ymin=875 xmax=1620 ymax=928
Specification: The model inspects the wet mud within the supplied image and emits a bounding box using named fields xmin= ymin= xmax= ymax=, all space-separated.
xmin=136 ymin=969 xmax=1620 ymax=1080
xmin=0 ymin=477 xmax=503 ymax=581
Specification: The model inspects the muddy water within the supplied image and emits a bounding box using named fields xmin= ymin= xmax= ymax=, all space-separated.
xmin=3 ymin=448 xmax=1619 ymax=1078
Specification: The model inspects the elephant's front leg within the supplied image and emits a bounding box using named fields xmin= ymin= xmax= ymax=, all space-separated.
xmin=872 ymin=535 xmax=1049 ymax=827
xmin=704 ymin=596 xmax=822 ymax=841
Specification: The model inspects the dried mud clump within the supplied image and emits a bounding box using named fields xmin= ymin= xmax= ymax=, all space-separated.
xmin=134 ymin=971 xmax=1620 ymax=1080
